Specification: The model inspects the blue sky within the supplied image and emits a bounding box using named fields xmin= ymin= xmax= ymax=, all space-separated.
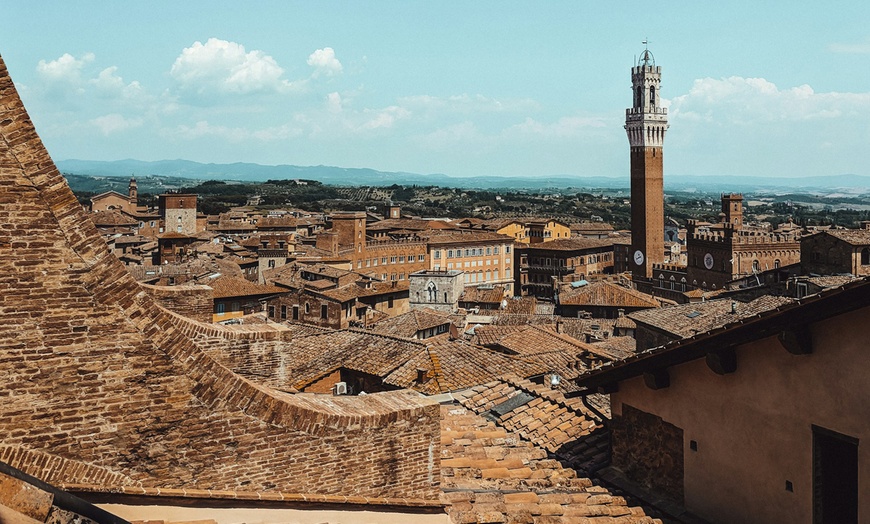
xmin=0 ymin=1 xmax=868 ymax=179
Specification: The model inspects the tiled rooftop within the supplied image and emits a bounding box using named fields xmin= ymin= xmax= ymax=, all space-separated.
xmin=557 ymin=280 xmax=661 ymax=308
xmin=373 ymin=308 xmax=453 ymax=338
xmin=819 ymin=228 xmax=870 ymax=245
xmin=208 ymin=275 xmax=285 ymax=299
xmin=439 ymin=402 xmax=660 ymax=524
xmin=629 ymin=295 xmax=795 ymax=339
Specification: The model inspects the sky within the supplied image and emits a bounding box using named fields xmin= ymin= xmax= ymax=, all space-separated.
xmin=0 ymin=1 xmax=868 ymax=180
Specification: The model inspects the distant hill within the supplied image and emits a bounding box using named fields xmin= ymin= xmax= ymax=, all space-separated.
xmin=56 ymin=158 xmax=870 ymax=193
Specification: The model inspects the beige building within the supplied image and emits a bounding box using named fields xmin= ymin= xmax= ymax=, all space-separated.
xmin=426 ymin=231 xmax=515 ymax=294
xmin=576 ymin=277 xmax=870 ymax=524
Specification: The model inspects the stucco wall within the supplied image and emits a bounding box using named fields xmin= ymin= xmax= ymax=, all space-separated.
xmin=611 ymin=304 xmax=870 ymax=523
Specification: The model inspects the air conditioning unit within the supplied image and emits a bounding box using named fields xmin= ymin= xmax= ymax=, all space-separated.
xmin=333 ymin=382 xmax=348 ymax=395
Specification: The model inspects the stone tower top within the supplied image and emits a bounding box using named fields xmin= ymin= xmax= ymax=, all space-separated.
xmin=625 ymin=45 xmax=668 ymax=149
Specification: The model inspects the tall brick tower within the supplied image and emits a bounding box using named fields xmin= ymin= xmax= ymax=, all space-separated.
xmin=625 ymin=45 xmax=668 ymax=279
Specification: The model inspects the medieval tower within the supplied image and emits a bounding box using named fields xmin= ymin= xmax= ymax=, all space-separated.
xmin=625 ymin=45 xmax=668 ymax=279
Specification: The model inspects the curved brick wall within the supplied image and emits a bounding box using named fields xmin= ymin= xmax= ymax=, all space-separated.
xmin=0 ymin=56 xmax=439 ymax=501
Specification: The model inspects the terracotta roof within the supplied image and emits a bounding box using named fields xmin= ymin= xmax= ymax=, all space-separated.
xmin=459 ymin=285 xmax=506 ymax=304
xmin=592 ymin=335 xmax=638 ymax=359
xmin=558 ymin=280 xmax=661 ymax=308
xmin=817 ymin=228 xmax=870 ymax=245
xmin=439 ymin=402 xmax=660 ymax=523
xmin=320 ymin=280 xmax=408 ymax=302
xmin=629 ymin=295 xmax=795 ymax=339
xmin=372 ymin=308 xmax=452 ymax=338
xmin=209 ymin=275 xmax=285 ymax=299
xmin=570 ymin=221 xmax=615 ymax=231
xmin=521 ymin=237 xmax=615 ymax=251
xmin=91 ymin=210 xmax=138 ymax=227
xmin=421 ymin=230 xmax=514 ymax=244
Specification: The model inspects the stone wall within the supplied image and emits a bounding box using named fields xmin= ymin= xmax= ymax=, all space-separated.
xmin=141 ymin=283 xmax=213 ymax=323
xmin=0 ymin=55 xmax=441 ymax=503
xmin=611 ymin=403 xmax=684 ymax=503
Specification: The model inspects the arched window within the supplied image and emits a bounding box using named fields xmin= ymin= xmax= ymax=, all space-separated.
xmin=649 ymin=86 xmax=656 ymax=106
xmin=427 ymin=281 xmax=437 ymax=302
xmin=774 ymin=259 xmax=781 ymax=269
xmin=753 ymin=260 xmax=760 ymax=272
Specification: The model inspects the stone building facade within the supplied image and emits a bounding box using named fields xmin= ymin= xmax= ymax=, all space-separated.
xmin=159 ymin=193 xmax=198 ymax=235
xmin=801 ymin=228 xmax=870 ymax=277
xmin=673 ymin=194 xmax=802 ymax=290
xmin=409 ymin=269 xmax=465 ymax=312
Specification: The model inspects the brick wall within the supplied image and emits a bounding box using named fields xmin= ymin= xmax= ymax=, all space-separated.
xmin=0 ymin=56 xmax=440 ymax=503
xmin=611 ymin=403 xmax=684 ymax=503
xmin=140 ymin=283 xmax=214 ymax=323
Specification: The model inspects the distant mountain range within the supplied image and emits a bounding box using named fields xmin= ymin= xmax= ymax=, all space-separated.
xmin=56 ymin=159 xmax=870 ymax=193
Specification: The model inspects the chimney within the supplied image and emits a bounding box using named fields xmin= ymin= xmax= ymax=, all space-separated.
xmin=617 ymin=308 xmax=625 ymax=318
xmin=555 ymin=318 xmax=562 ymax=333
xmin=416 ymin=368 xmax=428 ymax=383
xmin=731 ymin=301 xmax=737 ymax=314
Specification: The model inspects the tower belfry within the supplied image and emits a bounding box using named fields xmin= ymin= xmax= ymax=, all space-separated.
xmin=625 ymin=45 xmax=668 ymax=279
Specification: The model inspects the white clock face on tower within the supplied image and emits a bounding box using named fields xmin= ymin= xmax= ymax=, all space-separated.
xmin=633 ymin=250 xmax=645 ymax=266
xmin=704 ymin=253 xmax=714 ymax=270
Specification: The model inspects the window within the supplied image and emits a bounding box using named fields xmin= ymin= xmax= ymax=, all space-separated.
xmin=434 ymin=250 xmax=441 ymax=260
xmin=373 ymin=258 xmax=378 ymax=266
xmin=419 ymin=254 xmax=426 ymax=261
xmin=357 ymin=260 xmax=362 ymax=269
xmin=269 ymin=306 xmax=276 ymax=318
xmin=447 ymin=249 xmax=454 ymax=258
xmin=304 ymin=303 xmax=310 ymax=314
xmin=292 ymin=305 xmax=299 ymax=320
xmin=506 ymin=246 xmax=511 ymax=254
xmin=862 ymin=248 xmax=870 ymax=265
xmin=813 ymin=425 xmax=858 ymax=524
xmin=649 ymin=86 xmax=656 ymax=106
xmin=493 ymin=246 xmax=499 ymax=254
xmin=321 ymin=304 xmax=328 ymax=319
xmin=268 ymin=259 xmax=276 ymax=268
xmin=280 ymin=305 xmax=287 ymax=319
xmin=382 ymin=257 xmax=387 ymax=264
xmin=399 ymin=273 xmax=405 ymax=280
xmin=427 ymin=281 xmax=437 ymax=302
xmin=388 ymin=296 xmax=394 ymax=308
xmin=390 ymin=256 xmax=397 ymax=264
xmin=465 ymin=249 xmax=471 ymax=257
xmin=486 ymin=247 xmax=492 ymax=255
xmin=216 ymin=303 xmax=225 ymax=315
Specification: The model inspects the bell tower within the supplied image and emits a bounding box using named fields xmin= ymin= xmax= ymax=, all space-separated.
xmin=625 ymin=44 xmax=668 ymax=280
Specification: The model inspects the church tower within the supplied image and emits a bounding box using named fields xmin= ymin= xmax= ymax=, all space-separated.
xmin=625 ymin=45 xmax=668 ymax=279
xmin=128 ymin=177 xmax=138 ymax=207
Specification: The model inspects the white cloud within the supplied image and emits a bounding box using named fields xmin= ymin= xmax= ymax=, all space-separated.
xmin=670 ymin=76 xmax=870 ymax=124
xmin=170 ymin=38 xmax=297 ymax=95
xmin=90 ymin=66 xmax=144 ymax=100
xmin=90 ymin=113 xmax=143 ymax=135
xmin=36 ymin=52 xmax=94 ymax=83
xmin=171 ymin=120 xmax=302 ymax=142
xmin=828 ymin=39 xmax=870 ymax=54
xmin=504 ymin=115 xmax=607 ymax=138
xmin=307 ymin=47 xmax=343 ymax=77
xmin=399 ymin=94 xmax=539 ymax=114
